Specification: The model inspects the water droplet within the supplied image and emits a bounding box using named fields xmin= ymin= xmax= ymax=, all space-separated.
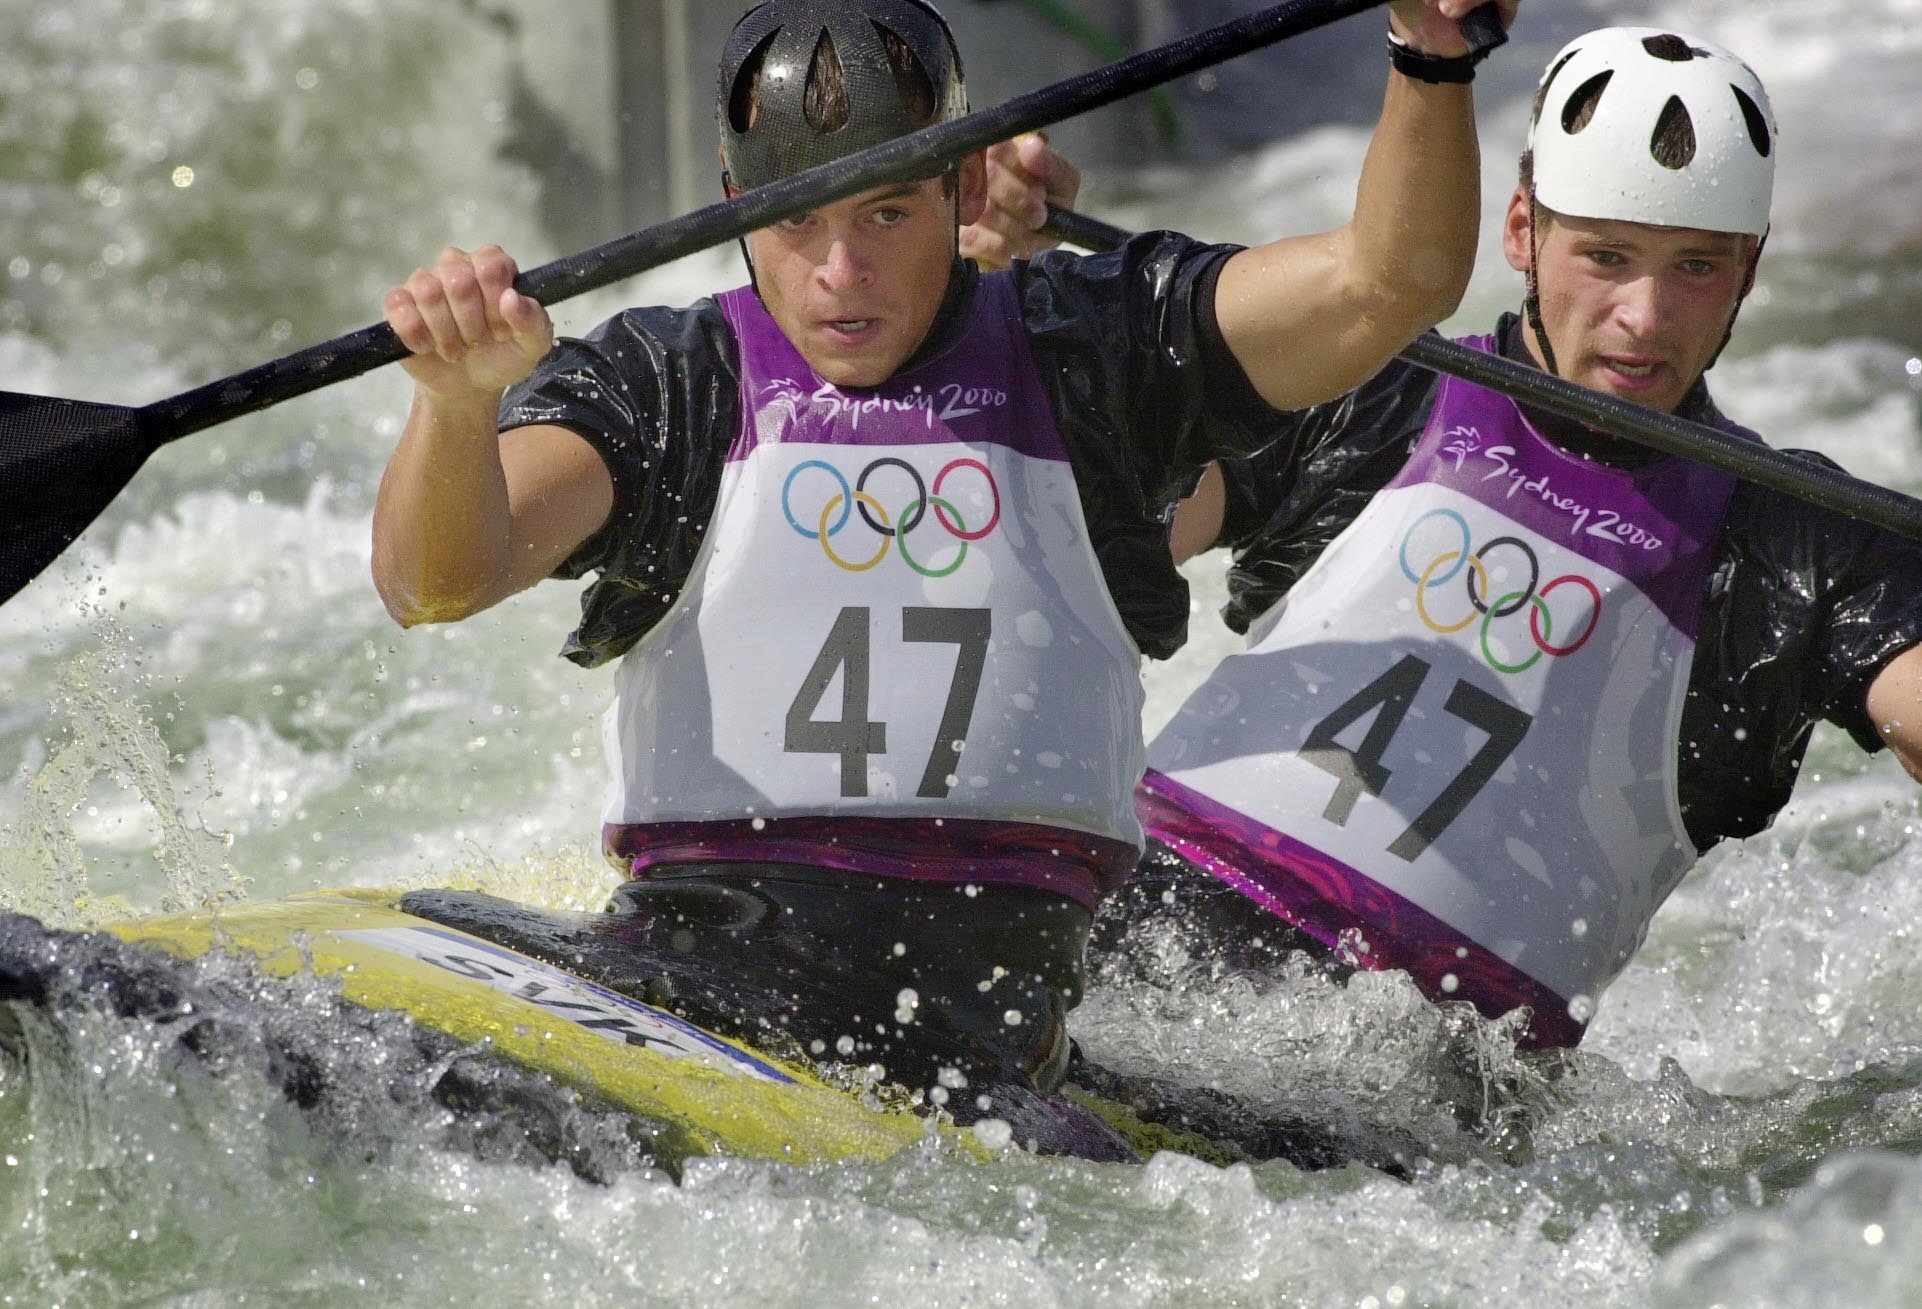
xmin=971 ymin=1118 xmax=1013 ymax=1150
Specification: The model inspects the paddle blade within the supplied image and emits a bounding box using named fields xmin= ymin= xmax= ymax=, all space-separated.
xmin=1 ymin=391 xmax=153 ymax=604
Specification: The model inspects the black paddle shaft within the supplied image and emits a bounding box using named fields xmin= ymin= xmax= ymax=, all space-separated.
xmin=0 ymin=0 xmax=1506 ymax=604
xmin=139 ymin=0 xmax=1457 ymax=445
xmin=1041 ymin=206 xmax=1922 ymax=543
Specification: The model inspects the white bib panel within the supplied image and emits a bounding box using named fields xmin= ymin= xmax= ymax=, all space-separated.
xmin=1151 ymin=480 xmax=1698 ymax=1005
xmin=606 ymin=440 xmax=1145 ymax=844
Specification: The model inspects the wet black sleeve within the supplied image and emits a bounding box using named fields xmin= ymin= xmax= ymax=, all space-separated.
xmin=1678 ymin=456 xmax=1922 ymax=848
xmin=1016 ymin=231 xmax=1284 ymax=507
xmin=1777 ymin=476 xmax=1922 ymax=750
xmin=497 ymin=301 xmax=740 ymax=668
xmin=1011 ymin=232 xmax=1289 ymax=659
xmin=1215 ymin=356 xmax=1439 ymax=633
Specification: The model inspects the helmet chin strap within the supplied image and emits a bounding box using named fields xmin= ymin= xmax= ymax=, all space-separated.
xmin=722 ymin=171 xmax=770 ymax=307
xmin=903 ymin=166 xmax=968 ymax=362
xmin=1522 ymin=188 xmax=1562 ymax=380
xmin=1706 ymin=228 xmax=1768 ymax=371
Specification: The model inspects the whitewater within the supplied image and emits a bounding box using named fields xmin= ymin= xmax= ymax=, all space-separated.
xmin=3 ymin=1 xmax=1922 ymax=1304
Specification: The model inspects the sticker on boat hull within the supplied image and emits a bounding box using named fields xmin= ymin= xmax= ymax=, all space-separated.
xmin=340 ymin=925 xmax=795 ymax=1084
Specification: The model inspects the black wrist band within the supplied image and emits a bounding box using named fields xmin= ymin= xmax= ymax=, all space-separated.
xmin=1387 ymin=31 xmax=1483 ymax=84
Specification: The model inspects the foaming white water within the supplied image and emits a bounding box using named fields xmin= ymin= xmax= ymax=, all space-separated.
xmin=1712 ymin=341 xmax=1922 ymax=490
xmin=1075 ymin=951 xmax=1543 ymax=1173
xmin=1655 ymin=1151 xmax=1922 ymax=1305
xmin=0 ymin=977 xmax=1658 ymax=1309
xmin=3 ymin=0 xmax=1922 ymax=1304
xmin=0 ymin=0 xmax=546 ymax=381
xmin=1586 ymin=763 xmax=1922 ymax=1093
xmin=0 ymin=481 xmax=610 ymax=916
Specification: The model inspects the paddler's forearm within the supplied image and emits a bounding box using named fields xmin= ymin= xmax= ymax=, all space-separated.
xmin=1213 ymin=72 xmax=1478 ymax=413
xmin=1349 ymin=70 xmax=1480 ymax=340
xmin=372 ymin=387 xmax=517 ymax=626
xmin=373 ymin=243 xmax=606 ymax=626
xmin=1868 ymin=644 xmax=1922 ymax=785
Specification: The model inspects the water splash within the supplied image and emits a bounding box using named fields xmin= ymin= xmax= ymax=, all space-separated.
xmin=0 ymin=619 xmax=244 ymax=926
xmin=1075 ymin=924 xmax=1562 ymax=1173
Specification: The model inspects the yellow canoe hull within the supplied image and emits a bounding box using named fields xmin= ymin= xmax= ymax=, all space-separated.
xmin=103 ymin=889 xmax=939 ymax=1167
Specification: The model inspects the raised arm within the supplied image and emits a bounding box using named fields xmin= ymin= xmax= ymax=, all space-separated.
xmin=371 ymin=244 xmax=613 ymax=627
xmin=1214 ymin=0 xmax=1513 ymax=410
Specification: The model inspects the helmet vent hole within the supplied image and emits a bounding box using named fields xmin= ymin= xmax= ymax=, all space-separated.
xmin=1529 ymin=50 xmax=1580 ymax=135
xmin=804 ymin=29 xmax=851 ymax=133
xmin=1732 ymin=85 xmax=1773 ymax=157
xmin=728 ymin=28 xmax=783 ymax=135
xmin=874 ymin=22 xmax=937 ymax=122
xmin=1561 ymin=70 xmax=1613 ymax=135
xmin=1641 ymin=33 xmax=1697 ymax=62
xmin=1650 ymin=96 xmax=1697 ymax=169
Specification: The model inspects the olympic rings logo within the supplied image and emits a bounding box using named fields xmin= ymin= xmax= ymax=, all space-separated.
xmin=1399 ymin=508 xmax=1603 ymax=674
xmin=781 ymin=456 xmax=1001 ymax=576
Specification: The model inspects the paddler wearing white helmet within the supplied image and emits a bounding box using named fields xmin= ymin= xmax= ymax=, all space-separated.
xmin=367 ymin=0 xmax=1519 ymax=1157
xmin=1109 ymin=28 xmax=1922 ymax=1078
xmin=1515 ymin=26 xmax=1776 ymax=406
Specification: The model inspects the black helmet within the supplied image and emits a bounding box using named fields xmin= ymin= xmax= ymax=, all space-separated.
xmin=718 ymin=0 xmax=969 ymax=193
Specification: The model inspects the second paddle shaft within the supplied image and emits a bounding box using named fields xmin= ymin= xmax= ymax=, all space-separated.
xmin=1039 ymin=206 xmax=1922 ymax=544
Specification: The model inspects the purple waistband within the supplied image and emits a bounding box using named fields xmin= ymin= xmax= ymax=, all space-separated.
xmin=603 ymin=815 xmax=1139 ymax=911
xmin=1138 ymin=771 xmax=1585 ymax=1047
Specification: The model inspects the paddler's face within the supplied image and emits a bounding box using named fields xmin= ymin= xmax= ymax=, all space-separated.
xmin=739 ymin=157 xmax=987 ymax=389
xmin=1504 ymin=189 xmax=1757 ymax=415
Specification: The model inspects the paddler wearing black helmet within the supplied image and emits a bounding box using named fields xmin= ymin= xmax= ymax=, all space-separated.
xmin=713 ymin=0 xmax=1081 ymax=276
xmin=370 ymin=0 xmax=1519 ymax=1155
xmin=1101 ymin=27 xmax=1922 ymax=1069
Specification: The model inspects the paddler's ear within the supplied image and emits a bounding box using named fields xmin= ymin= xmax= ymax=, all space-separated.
xmin=1501 ymin=186 xmax=1535 ymax=275
xmin=954 ymin=150 xmax=988 ymax=228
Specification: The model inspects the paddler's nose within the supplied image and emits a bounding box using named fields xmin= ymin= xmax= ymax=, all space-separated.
xmin=815 ymin=234 xmax=873 ymax=294
xmin=1611 ymin=272 xmax=1669 ymax=342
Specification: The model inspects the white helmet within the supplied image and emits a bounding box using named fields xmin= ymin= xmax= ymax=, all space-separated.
xmin=1528 ymin=27 xmax=1775 ymax=236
